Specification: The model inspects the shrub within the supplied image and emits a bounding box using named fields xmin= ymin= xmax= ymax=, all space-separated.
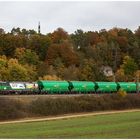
xmin=0 ymin=98 xmax=26 ymax=120
xmin=117 ymin=89 xmax=127 ymax=98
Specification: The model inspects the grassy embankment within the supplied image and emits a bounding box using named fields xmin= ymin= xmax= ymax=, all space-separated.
xmin=0 ymin=111 xmax=140 ymax=138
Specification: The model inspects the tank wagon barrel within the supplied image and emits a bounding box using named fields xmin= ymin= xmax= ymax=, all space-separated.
xmin=37 ymin=80 xmax=70 ymax=94
xmin=117 ymin=82 xmax=137 ymax=93
xmin=67 ymin=81 xmax=96 ymax=93
xmin=95 ymin=82 xmax=119 ymax=93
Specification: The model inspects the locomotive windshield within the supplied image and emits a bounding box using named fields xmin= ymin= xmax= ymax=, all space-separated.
xmin=0 ymin=82 xmax=9 ymax=86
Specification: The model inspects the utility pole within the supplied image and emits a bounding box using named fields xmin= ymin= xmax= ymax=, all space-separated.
xmin=113 ymin=47 xmax=117 ymax=82
xmin=136 ymin=72 xmax=139 ymax=94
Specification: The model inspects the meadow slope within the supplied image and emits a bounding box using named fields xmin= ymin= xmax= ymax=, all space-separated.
xmin=0 ymin=110 xmax=140 ymax=138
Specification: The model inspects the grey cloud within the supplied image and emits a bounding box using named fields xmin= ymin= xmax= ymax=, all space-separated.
xmin=0 ymin=1 xmax=140 ymax=34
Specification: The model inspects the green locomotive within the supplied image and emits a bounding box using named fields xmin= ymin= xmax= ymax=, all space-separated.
xmin=0 ymin=81 xmax=38 ymax=94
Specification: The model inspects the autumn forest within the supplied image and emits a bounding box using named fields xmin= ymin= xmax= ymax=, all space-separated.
xmin=0 ymin=27 xmax=140 ymax=82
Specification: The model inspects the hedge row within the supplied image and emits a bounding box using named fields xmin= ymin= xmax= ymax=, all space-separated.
xmin=29 ymin=94 xmax=140 ymax=116
xmin=0 ymin=94 xmax=140 ymax=120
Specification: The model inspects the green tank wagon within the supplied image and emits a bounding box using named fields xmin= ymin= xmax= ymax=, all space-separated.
xmin=117 ymin=82 xmax=136 ymax=93
xmin=95 ymin=82 xmax=118 ymax=93
xmin=37 ymin=80 xmax=69 ymax=94
xmin=70 ymin=81 xmax=96 ymax=93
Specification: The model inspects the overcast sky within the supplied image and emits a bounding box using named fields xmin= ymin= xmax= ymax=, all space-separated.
xmin=0 ymin=1 xmax=140 ymax=34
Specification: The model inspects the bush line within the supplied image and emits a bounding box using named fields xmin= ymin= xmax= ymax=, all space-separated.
xmin=0 ymin=94 xmax=140 ymax=120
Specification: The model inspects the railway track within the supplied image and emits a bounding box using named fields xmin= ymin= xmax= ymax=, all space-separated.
xmin=0 ymin=92 xmax=138 ymax=97
xmin=0 ymin=93 xmax=103 ymax=98
xmin=0 ymin=93 xmax=138 ymax=101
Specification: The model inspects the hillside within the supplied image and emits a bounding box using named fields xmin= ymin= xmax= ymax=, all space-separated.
xmin=0 ymin=27 xmax=140 ymax=81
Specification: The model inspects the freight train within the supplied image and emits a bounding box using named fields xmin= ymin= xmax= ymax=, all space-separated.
xmin=0 ymin=80 xmax=139 ymax=95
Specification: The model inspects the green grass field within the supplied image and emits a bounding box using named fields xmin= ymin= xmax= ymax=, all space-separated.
xmin=0 ymin=111 xmax=140 ymax=138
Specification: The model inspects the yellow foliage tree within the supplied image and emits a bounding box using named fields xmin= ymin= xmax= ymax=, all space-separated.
xmin=39 ymin=75 xmax=61 ymax=80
